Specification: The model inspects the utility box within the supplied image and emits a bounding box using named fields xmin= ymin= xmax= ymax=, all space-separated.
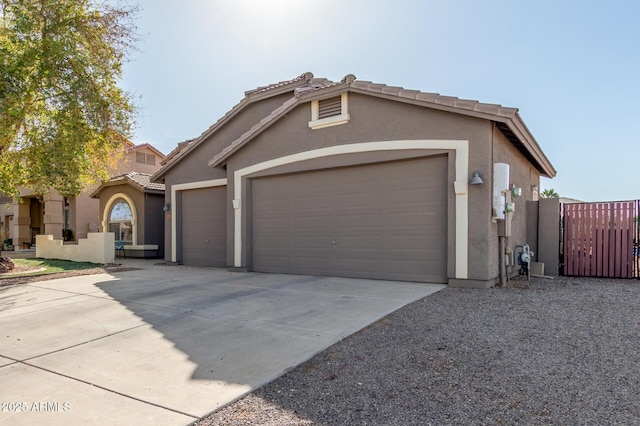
xmin=497 ymin=213 xmax=513 ymax=237
xmin=531 ymin=262 xmax=545 ymax=276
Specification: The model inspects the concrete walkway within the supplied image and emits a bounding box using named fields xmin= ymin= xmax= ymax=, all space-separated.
xmin=0 ymin=260 xmax=444 ymax=425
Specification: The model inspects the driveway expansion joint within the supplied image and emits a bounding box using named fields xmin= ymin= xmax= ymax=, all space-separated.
xmin=0 ymin=354 xmax=199 ymax=419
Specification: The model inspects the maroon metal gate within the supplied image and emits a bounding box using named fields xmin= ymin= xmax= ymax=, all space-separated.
xmin=562 ymin=201 xmax=639 ymax=278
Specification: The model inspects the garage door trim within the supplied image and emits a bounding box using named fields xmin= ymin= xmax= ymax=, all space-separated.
xmin=170 ymin=178 xmax=227 ymax=262
xmin=233 ymin=139 xmax=469 ymax=279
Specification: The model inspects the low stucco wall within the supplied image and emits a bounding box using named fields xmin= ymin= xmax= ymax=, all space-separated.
xmin=36 ymin=233 xmax=115 ymax=264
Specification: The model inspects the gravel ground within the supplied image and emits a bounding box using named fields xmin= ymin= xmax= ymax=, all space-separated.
xmin=195 ymin=275 xmax=640 ymax=425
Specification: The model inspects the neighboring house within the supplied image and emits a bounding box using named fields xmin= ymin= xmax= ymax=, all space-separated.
xmin=151 ymin=72 xmax=556 ymax=288
xmin=559 ymin=197 xmax=583 ymax=204
xmin=0 ymin=143 xmax=165 ymax=249
xmin=90 ymin=172 xmax=165 ymax=258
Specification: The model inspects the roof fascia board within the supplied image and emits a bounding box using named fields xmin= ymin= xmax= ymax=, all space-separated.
xmin=153 ymin=78 xmax=311 ymax=182
xmin=505 ymin=116 xmax=557 ymax=178
xmin=132 ymin=144 xmax=165 ymax=158
xmin=90 ymin=178 xmax=145 ymax=198
xmin=349 ymin=87 xmax=556 ymax=178
xmin=208 ymin=97 xmax=301 ymax=168
xmin=348 ymin=87 xmax=513 ymax=123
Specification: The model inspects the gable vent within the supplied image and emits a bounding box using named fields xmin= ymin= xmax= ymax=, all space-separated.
xmin=318 ymin=96 xmax=342 ymax=119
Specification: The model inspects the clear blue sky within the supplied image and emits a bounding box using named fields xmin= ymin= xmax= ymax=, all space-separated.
xmin=120 ymin=0 xmax=640 ymax=202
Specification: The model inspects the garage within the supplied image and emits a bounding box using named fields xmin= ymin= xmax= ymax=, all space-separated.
xmin=180 ymin=186 xmax=227 ymax=266
xmin=251 ymin=156 xmax=448 ymax=282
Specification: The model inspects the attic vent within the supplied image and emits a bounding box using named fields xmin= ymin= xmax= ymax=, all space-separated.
xmin=318 ymin=96 xmax=342 ymax=119
xmin=309 ymin=93 xmax=350 ymax=130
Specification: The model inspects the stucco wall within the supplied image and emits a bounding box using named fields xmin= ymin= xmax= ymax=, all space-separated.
xmin=118 ymin=146 xmax=164 ymax=176
xmin=492 ymin=125 xmax=542 ymax=277
xmin=98 ymin=185 xmax=146 ymax=242
xmin=224 ymin=93 xmax=496 ymax=282
xmin=36 ymin=233 xmax=115 ymax=264
xmin=144 ymin=192 xmax=165 ymax=258
xmin=73 ymin=192 xmax=100 ymax=240
xmin=94 ymin=185 xmax=164 ymax=258
xmin=162 ymin=93 xmax=293 ymax=262
xmin=161 ymin=89 xmax=547 ymax=286
xmin=538 ymin=198 xmax=561 ymax=275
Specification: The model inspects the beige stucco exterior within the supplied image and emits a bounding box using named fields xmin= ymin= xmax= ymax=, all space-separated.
xmin=2 ymin=144 xmax=164 ymax=253
xmin=36 ymin=233 xmax=115 ymax=264
xmin=94 ymin=181 xmax=165 ymax=258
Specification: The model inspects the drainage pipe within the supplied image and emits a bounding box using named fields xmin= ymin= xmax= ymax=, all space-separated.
xmin=499 ymin=236 xmax=507 ymax=287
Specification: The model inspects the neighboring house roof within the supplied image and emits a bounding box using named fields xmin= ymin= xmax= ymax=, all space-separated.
xmin=151 ymin=72 xmax=315 ymax=182
xmin=90 ymin=172 xmax=165 ymax=198
xmin=127 ymin=143 xmax=165 ymax=159
xmin=153 ymin=72 xmax=557 ymax=181
xmin=559 ymin=197 xmax=583 ymax=204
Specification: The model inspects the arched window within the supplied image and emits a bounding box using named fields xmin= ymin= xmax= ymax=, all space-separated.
xmin=109 ymin=199 xmax=133 ymax=244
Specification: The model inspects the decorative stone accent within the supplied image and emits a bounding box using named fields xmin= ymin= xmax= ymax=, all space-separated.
xmin=0 ymin=257 xmax=15 ymax=273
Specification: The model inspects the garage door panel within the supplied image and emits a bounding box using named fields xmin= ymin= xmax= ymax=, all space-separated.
xmin=337 ymin=235 xmax=382 ymax=249
xmin=293 ymin=256 xmax=333 ymax=270
xmin=293 ymin=215 xmax=332 ymax=229
xmin=252 ymin=156 xmax=447 ymax=283
xmin=336 ymin=213 xmax=381 ymax=228
xmin=294 ymin=235 xmax=333 ymax=248
xmin=181 ymin=187 xmax=227 ymax=267
xmin=292 ymin=195 xmax=333 ymax=211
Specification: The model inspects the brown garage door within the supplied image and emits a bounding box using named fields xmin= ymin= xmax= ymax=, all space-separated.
xmin=180 ymin=186 xmax=226 ymax=267
xmin=251 ymin=156 xmax=448 ymax=283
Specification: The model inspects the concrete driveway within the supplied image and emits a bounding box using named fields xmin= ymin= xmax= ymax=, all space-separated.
xmin=0 ymin=260 xmax=444 ymax=425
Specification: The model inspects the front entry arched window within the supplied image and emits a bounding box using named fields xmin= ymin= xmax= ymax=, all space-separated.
xmin=109 ymin=199 xmax=133 ymax=244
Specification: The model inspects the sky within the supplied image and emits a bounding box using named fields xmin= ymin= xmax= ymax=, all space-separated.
xmin=120 ymin=0 xmax=640 ymax=202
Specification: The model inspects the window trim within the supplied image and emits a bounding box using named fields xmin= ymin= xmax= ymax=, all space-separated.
xmin=108 ymin=199 xmax=134 ymax=244
xmin=308 ymin=93 xmax=350 ymax=130
xmin=101 ymin=193 xmax=138 ymax=246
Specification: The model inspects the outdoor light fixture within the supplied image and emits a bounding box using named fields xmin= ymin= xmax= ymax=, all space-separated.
xmin=531 ymin=184 xmax=539 ymax=192
xmin=162 ymin=203 xmax=171 ymax=212
xmin=470 ymin=171 xmax=484 ymax=185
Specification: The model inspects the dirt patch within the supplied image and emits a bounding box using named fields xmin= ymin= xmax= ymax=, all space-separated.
xmin=0 ymin=264 xmax=139 ymax=287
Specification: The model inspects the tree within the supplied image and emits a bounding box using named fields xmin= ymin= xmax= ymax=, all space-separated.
xmin=541 ymin=188 xmax=559 ymax=198
xmin=0 ymin=0 xmax=137 ymax=197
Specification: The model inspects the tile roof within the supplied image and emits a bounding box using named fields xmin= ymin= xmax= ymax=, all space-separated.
xmin=160 ymin=139 xmax=194 ymax=166
xmin=244 ymin=72 xmax=313 ymax=96
xmin=92 ymin=172 xmax=165 ymax=198
xmin=155 ymin=71 xmax=556 ymax=179
xmin=209 ymin=73 xmax=555 ymax=179
xmin=127 ymin=143 xmax=166 ymax=158
xmin=349 ymin=80 xmax=518 ymax=118
xmin=152 ymin=72 xmax=316 ymax=182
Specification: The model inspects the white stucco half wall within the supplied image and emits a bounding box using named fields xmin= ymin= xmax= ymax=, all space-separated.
xmin=36 ymin=233 xmax=115 ymax=264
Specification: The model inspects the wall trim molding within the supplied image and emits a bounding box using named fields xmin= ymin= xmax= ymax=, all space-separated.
xmin=233 ymin=140 xmax=469 ymax=279
xmin=170 ymin=179 xmax=227 ymax=262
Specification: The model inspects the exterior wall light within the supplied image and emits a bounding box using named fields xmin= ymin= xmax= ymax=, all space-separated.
xmin=162 ymin=203 xmax=171 ymax=212
xmin=470 ymin=171 xmax=484 ymax=185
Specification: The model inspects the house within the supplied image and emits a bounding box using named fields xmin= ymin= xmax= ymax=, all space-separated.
xmin=0 ymin=143 xmax=165 ymax=249
xmin=151 ymin=72 xmax=556 ymax=288
xmin=90 ymin=172 xmax=165 ymax=258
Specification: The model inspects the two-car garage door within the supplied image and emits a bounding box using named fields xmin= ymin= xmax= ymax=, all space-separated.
xmin=251 ymin=156 xmax=448 ymax=283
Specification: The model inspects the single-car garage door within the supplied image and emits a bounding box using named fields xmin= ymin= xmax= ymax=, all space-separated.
xmin=251 ymin=156 xmax=448 ymax=283
xmin=180 ymin=186 xmax=227 ymax=267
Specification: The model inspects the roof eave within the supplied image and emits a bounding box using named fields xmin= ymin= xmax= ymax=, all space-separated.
xmin=503 ymin=115 xmax=557 ymax=178
xmin=208 ymin=96 xmax=302 ymax=168
xmin=153 ymin=74 xmax=314 ymax=182
xmin=349 ymin=87 xmax=556 ymax=178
